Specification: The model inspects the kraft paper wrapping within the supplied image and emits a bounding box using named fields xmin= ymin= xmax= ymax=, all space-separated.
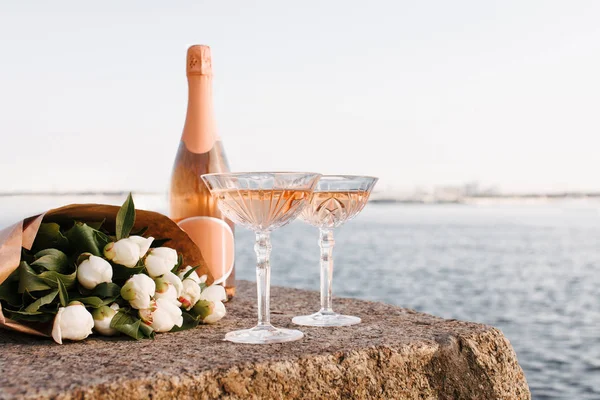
xmin=0 ymin=204 xmax=211 ymax=337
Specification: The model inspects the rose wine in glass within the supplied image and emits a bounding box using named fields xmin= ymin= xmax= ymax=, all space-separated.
xmin=292 ymin=175 xmax=378 ymax=327
xmin=202 ymin=172 xmax=321 ymax=344
xmin=170 ymin=45 xmax=236 ymax=300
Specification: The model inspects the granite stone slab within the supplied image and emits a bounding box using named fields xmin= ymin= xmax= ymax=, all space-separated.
xmin=0 ymin=280 xmax=530 ymax=399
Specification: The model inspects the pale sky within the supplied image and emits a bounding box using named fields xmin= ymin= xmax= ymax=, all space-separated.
xmin=1 ymin=1 xmax=599 ymax=194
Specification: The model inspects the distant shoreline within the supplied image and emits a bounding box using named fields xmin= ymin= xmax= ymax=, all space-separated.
xmin=2 ymin=191 xmax=600 ymax=205
xmin=0 ymin=191 xmax=158 ymax=197
xmin=370 ymin=193 xmax=600 ymax=204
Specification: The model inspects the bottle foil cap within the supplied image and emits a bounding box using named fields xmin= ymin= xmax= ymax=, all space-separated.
xmin=186 ymin=45 xmax=212 ymax=76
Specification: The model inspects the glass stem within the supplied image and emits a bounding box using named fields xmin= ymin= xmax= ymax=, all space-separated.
xmin=319 ymin=228 xmax=335 ymax=314
xmin=254 ymin=231 xmax=272 ymax=327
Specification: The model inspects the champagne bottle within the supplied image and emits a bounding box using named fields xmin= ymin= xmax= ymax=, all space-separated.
xmin=170 ymin=45 xmax=235 ymax=299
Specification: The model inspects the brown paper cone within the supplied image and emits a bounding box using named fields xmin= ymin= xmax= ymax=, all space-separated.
xmin=0 ymin=204 xmax=211 ymax=337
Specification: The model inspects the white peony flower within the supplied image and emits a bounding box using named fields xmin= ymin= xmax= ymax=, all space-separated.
xmin=77 ymin=254 xmax=113 ymax=290
xmin=138 ymin=300 xmax=157 ymax=325
xmin=177 ymin=266 xmax=202 ymax=284
xmin=192 ymin=299 xmax=227 ymax=324
xmin=92 ymin=303 xmax=119 ymax=336
xmin=149 ymin=298 xmax=183 ymax=333
xmin=199 ymin=284 xmax=227 ymax=303
xmin=52 ymin=301 xmax=95 ymax=344
xmin=178 ymin=279 xmax=201 ymax=310
xmin=144 ymin=247 xmax=178 ymax=277
xmin=104 ymin=239 xmax=140 ymax=268
xmin=154 ymin=272 xmax=183 ymax=306
xmin=121 ymin=274 xmax=156 ymax=309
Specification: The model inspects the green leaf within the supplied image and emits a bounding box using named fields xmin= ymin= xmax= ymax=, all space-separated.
xmin=57 ymin=279 xmax=69 ymax=307
xmin=75 ymin=296 xmax=116 ymax=308
xmin=87 ymin=219 xmax=106 ymax=230
xmin=65 ymin=222 xmax=103 ymax=256
xmin=94 ymin=230 xmax=111 ymax=251
xmin=22 ymin=289 xmax=36 ymax=305
xmin=116 ymin=193 xmax=136 ymax=240
xmin=24 ymin=290 xmax=58 ymax=313
xmin=31 ymin=249 xmax=69 ymax=273
xmin=0 ymin=280 xmax=22 ymax=307
xmin=5 ymin=310 xmax=56 ymax=323
xmin=129 ymin=226 xmax=149 ymax=237
xmin=17 ymin=261 xmax=75 ymax=309
xmin=183 ymin=265 xmax=200 ymax=280
xmin=112 ymin=264 xmax=145 ymax=282
xmin=170 ymin=253 xmax=184 ymax=274
xmin=110 ymin=309 xmax=154 ymax=340
xmin=18 ymin=262 xmax=52 ymax=293
xmin=37 ymin=269 xmax=77 ymax=290
xmin=20 ymin=248 xmax=35 ymax=264
xmin=90 ymin=282 xmax=121 ymax=298
xmin=139 ymin=322 xmax=155 ymax=338
xmin=32 ymin=223 xmax=69 ymax=252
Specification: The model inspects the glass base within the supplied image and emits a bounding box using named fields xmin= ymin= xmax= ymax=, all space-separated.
xmin=292 ymin=312 xmax=361 ymax=327
xmin=224 ymin=325 xmax=304 ymax=344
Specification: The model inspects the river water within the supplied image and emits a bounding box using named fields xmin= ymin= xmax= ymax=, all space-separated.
xmin=1 ymin=195 xmax=599 ymax=399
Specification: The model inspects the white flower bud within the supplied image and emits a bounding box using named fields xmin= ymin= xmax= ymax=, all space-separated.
xmin=203 ymin=300 xmax=226 ymax=324
xmin=121 ymin=274 xmax=155 ymax=310
xmin=104 ymin=239 xmax=140 ymax=268
xmin=144 ymin=247 xmax=178 ymax=277
xmin=190 ymin=285 xmax=227 ymax=324
xmin=162 ymin=271 xmax=183 ymax=296
xmin=154 ymin=272 xmax=183 ymax=306
xmin=52 ymin=301 xmax=94 ymax=344
xmin=192 ymin=299 xmax=227 ymax=324
xmin=177 ymin=266 xmax=201 ymax=284
xmin=77 ymin=254 xmax=113 ymax=290
xmin=127 ymin=236 xmax=154 ymax=257
xmin=92 ymin=303 xmax=119 ymax=336
xmin=199 ymin=284 xmax=227 ymax=303
xmin=150 ymin=298 xmax=183 ymax=333
xmin=178 ymin=279 xmax=201 ymax=310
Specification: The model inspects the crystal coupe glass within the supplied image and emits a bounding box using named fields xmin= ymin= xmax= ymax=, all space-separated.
xmin=202 ymin=172 xmax=321 ymax=344
xmin=292 ymin=175 xmax=378 ymax=327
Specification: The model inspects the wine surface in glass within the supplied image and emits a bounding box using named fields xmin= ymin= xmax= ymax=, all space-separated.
xmin=213 ymin=189 xmax=312 ymax=231
xmin=300 ymin=190 xmax=370 ymax=228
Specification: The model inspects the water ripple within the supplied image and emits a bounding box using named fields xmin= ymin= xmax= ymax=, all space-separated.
xmin=234 ymin=203 xmax=600 ymax=400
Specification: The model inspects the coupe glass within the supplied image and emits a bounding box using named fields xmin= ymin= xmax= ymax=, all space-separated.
xmin=201 ymin=172 xmax=321 ymax=344
xmin=292 ymin=175 xmax=378 ymax=327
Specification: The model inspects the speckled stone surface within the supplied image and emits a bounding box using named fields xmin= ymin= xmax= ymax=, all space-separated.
xmin=0 ymin=280 xmax=530 ymax=400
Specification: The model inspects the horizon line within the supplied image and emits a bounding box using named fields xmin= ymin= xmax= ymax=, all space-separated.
xmin=2 ymin=190 xmax=600 ymax=198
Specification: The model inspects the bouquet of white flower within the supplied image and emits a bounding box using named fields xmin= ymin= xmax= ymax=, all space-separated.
xmin=0 ymin=194 xmax=226 ymax=344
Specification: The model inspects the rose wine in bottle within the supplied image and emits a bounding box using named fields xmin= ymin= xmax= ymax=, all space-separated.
xmin=170 ymin=45 xmax=235 ymax=299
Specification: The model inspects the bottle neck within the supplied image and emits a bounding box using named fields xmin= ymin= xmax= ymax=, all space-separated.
xmin=182 ymin=75 xmax=217 ymax=154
